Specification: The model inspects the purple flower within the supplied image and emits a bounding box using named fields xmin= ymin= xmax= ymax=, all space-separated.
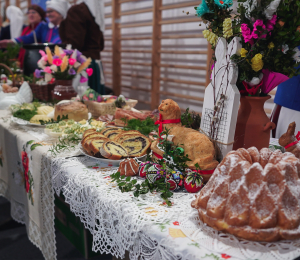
xmin=53 ymin=55 xmax=59 ymax=59
xmin=76 ymin=51 xmax=82 ymax=58
xmin=34 ymin=69 xmax=43 ymax=78
xmin=77 ymin=56 xmax=86 ymax=64
xmin=68 ymin=68 xmax=76 ymax=75
xmin=64 ymin=49 xmax=73 ymax=55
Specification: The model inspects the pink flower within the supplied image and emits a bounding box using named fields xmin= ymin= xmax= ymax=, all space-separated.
xmin=86 ymin=68 xmax=93 ymax=76
xmin=261 ymin=69 xmax=289 ymax=94
xmin=80 ymin=75 xmax=88 ymax=83
xmin=266 ymin=14 xmax=277 ymax=32
xmin=39 ymin=50 xmax=46 ymax=56
xmin=53 ymin=58 xmax=62 ymax=66
xmin=241 ymin=24 xmax=254 ymax=45
xmin=43 ymin=66 xmax=52 ymax=74
xmin=68 ymin=58 xmax=76 ymax=66
xmin=252 ymin=19 xmax=266 ymax=39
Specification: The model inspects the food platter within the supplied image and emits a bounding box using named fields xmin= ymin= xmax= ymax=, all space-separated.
xmin=78 ymin=143 xmax=147 ymax=166
xmin=11 ymin=113 xmax=92 ymax=127
xmin=11 ymin=116 xmax=46 ymax=127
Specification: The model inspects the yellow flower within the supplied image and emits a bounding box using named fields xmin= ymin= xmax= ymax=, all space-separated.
xmin=203 ymin=30 xmax=218 ymax=46
xmin=77 ymin=58 xmax=92 ymax=74
xmin=45 ymin=47 xmax=53 ymax=65
xmin=223 ymin=18 xmax=233 ymax=38
xmin=54 ymin=45 xmax=60 ymax=57
xmin=60 ymin=56 xmax=68 ymax=72
xmin=268 ymin=42 xmax=275 ymax=49
xmin=251 ymin=54 xmax=264 ymax=72
xmin=240 ymin=48 xmax=248 ymax=57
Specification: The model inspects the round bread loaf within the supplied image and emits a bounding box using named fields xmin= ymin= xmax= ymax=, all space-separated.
xmin=54 ymin=101 xmax=88 ymax=122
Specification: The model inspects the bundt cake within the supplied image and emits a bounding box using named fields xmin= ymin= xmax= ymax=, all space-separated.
xmin=100 ymin=141 xmax=128 ymax=160
xmin=118 ymin=158 xmax=139 ymax=176
xmin=191 ymin=147 xmax=300 ymax=242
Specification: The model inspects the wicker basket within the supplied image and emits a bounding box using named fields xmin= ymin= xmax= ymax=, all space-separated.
xmin=30 ymin=83 xmax=55 ymax=102
xmin=84 ymin=96 xmax=138 ymax=117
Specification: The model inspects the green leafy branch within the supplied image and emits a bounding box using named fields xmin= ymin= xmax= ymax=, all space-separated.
xmin=48 ymin=133 xmax=81 ymax=156
xmin=122 ymin=117 xmax=158 ymax=136
xmin=110 ymin=171 xmax=173 ymax=206
xmin=181 ymin=108 xmax=201 ymax=130
xmin=39 ymin=115 xmax=69 ymax=125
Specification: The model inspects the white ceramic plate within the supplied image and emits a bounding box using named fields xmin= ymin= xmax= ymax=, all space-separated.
xmin=11 ymin=116 xmax=46 ymax=127
xmin=78 ymin=144 xmax=147 ymax=166
xmin=11 ymin=113 xmax=92 ymax=127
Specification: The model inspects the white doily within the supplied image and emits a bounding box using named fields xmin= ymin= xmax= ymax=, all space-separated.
xmin=51 ymin=156 xmax=196 ymax=259
xmin=179 ymin=212 xmax=300 ymax=260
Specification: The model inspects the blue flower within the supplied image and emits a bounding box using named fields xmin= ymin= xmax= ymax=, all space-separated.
xmin=214 ymin=0 xmax=233 ymax=8
xmin=196 ymin=0 xmax=211 ymax=17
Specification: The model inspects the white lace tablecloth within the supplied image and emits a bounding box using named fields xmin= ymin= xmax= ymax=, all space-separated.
xmin=1 ymin=109 xmax=300 ymax=260
xmin=51 ymin=155 xmax=300 ymax=260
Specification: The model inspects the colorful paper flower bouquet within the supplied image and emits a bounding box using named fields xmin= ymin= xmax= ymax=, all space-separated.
xmin=34 ymin=45 xmax=93 ymax=83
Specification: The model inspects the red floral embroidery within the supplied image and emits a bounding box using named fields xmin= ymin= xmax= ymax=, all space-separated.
xmin=93 ymin=167 xmax=99 ymax=169
xmin=21 ymin=151 xmax=30 ymax=193
xmin=173 ymin=221 xmax=179 ymax=226
xmin=221 ymin=254 xmax=231 ymax=259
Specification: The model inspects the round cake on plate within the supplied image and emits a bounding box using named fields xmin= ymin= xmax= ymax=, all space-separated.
xmin=192 ymin=147 xmax=300 ymax=242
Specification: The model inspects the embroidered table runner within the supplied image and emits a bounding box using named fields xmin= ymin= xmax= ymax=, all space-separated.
xmin=0 ymin=110 xmax=56 ymax=260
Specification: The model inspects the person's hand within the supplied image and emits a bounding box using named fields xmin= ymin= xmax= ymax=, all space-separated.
xmin=0 ymin=39 xmax=14 ymax=48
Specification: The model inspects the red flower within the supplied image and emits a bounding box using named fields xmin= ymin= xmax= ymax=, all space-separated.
xmin=173 ymin=221 xmax=179 ymax=226
xmin=21 ymin=151 xmax=30 ymax=193
xmin=21 ymin=151 xmax=29 ymax=174
xmin=93 ymin=167 xmax=99 ymax=169
xmin=221 ymin=254 xmax=231 ymax=259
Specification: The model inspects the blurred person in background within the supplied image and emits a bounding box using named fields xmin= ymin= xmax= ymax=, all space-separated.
xmin=18 ymin=5 xmax=46 ymax=68
xmin=0 ymin=6 xmax=24 ymax=47
xmin=0 ymin=0 xmax=69 ymax=48
xmin=59 ymin=0 xmax=105 ymax=94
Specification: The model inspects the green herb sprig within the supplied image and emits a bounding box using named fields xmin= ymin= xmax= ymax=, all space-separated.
xmin=13 ymin=109 xmax=37 ymax=121
xmin=48 ymin=133 xmax=81 ymax=156
xmin=110 ymin=172 xmax=173 ymax=206
xmin=39 ymin=115 xmax=69 ymax=125
xmin=122 ymin=117 xmax=158 ymax=136
xmin=110 ymin=129 xmax=194 ymax=206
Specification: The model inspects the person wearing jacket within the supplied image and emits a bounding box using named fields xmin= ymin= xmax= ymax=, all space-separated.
xmin=59 ymin=0 xmax=105 ymax=94
xmin=0 ymin=0 xmax=69 ymax=48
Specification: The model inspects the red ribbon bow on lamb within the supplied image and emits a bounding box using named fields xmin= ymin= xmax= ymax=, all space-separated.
xmin=285 ymin=131 xmax=300 ymax=149
xmin=155 ymin=114 xmax=181 ymax=136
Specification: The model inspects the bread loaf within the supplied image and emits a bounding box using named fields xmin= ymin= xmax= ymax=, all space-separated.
xmin=100 ymin=141 xmax=128 ymax=160
xmin=54 ymin=101 xmax=88 ymax=122
xmin=88 ymin=137 xmax=110 ymax=157
xmin=119 ymin=135 xmax=151 ymax=157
